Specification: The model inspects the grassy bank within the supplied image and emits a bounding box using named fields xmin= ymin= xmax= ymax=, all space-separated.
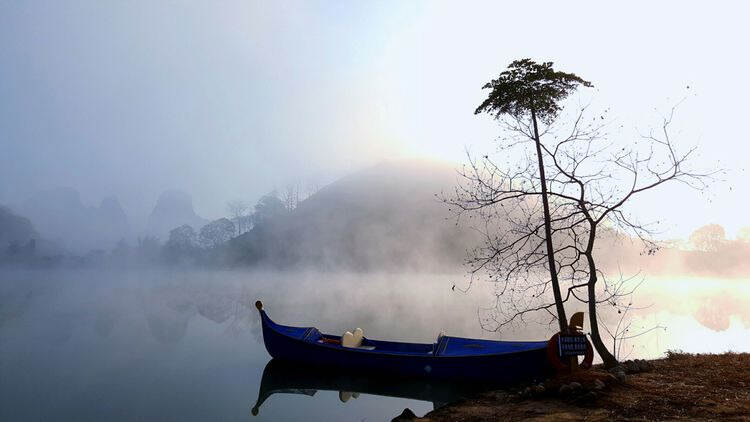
xmin=394 ymin=352 xmax=750 ymax=421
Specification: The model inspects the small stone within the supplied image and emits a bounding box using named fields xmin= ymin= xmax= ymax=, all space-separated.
xmin=569 ymin=381 xmax=582 ymax=390
xmin=581 ymin=391 xmax=598 ymax=402
xmin=517 ymin=386 xmax=532 ymax=398
xmin=615 ymin=371 xmax=627 ymax=382
xmin=593 ymin=379 xmax=606 ymax=390
xmin=624 ymin=360 xmax=639 ymax=373
xmin=392 ymin=408 xmax=417 ymax=421
xmin=608 ymin=364 xmax=626 ymax=374
xmin=639 ymin=359 xmax=654 ymax=372
xmin=532 ymin=384 xmax=546 ymax=394
xmin=558 ymin=384 xmax=573 ymax=395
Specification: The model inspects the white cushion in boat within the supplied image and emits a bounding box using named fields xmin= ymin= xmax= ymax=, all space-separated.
xmin=342 ymin=327 xmax=364 ymax=348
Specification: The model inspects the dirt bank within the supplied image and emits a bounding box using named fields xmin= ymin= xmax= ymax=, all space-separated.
xmin=395 ymin=352 xmax=750 ymax=421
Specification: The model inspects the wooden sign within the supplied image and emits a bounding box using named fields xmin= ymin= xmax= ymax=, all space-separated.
xmin=558 ymin=334 xmax=588 ymax=357
xmin=547 ymin=332 xmax=594 ymax=370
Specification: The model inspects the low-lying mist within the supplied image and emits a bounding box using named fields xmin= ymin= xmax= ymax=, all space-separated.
xmin=4 ymin=161 xmax=749 ymax=280
xmin=2 ymin=267 xmax=749 ymax=355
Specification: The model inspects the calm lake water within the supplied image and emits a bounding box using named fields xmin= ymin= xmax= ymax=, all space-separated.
xmin=1 ymin=269 xmax=748 ymax=421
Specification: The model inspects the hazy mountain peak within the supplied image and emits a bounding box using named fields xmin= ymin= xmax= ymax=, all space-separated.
xmin=19 ymin=187 xmax=130 ymax=252
xmin=146 ymin=190 xmax=207 ymax=240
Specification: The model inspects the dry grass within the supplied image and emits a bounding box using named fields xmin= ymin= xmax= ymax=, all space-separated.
xmin=411 ymin=352 xmax=750 ymax=421
xmin=600 ymin=351 xmax=750 ymax=420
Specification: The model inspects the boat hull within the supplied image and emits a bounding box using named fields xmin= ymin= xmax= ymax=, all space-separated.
xmin=257 ymin=304 xmax=552 ymax=383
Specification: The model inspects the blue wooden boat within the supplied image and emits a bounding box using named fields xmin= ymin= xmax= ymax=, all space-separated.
xmin=255 ymin=301 xmax=552 ymax=382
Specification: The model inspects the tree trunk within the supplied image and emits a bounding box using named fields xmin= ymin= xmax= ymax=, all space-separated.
xmin=530 ymin=109 xmax=568 ymax=333
xmin=583 ymin=225 xmax=618 ymax=367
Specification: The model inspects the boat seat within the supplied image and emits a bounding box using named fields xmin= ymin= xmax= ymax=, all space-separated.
xmin=301 ymin=327 xmax=322 ymax=342
xmin=431 ymin=331 xmax=446 ymax=355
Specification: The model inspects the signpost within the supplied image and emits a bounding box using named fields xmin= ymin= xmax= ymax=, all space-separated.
xmin=559 ymin=334 xmax=588 ymax=357
xmin=546 ymin=312 xmax=594 ymax=372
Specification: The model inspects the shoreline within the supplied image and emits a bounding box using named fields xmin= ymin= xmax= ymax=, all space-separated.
xmin=394 ymin=352 xmax=750 ymax=421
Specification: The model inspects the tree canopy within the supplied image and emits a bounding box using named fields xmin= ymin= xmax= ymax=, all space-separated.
xmin=474 ymin=59 xmax=592 ymax=124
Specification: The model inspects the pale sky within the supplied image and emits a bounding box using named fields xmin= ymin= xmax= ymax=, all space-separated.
xmin=1 ymin=1 xmax=747 ymax=238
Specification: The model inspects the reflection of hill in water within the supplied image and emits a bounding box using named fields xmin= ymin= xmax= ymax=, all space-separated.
xmin=137 ymin=283 xmax=260 ymax=344
xmin=0 ymin=286 xmax=33 ymax=328
xmin=195 ymin=292 xmax=234 ymax=324
xmin=94 ymin=308 xmax=120 ymax=337
xmin=139 ymin=286 xmax=197 ymax=344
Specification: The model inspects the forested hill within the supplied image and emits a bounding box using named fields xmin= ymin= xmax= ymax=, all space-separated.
xmin=226 ymin=160 xmax=480 ymax=271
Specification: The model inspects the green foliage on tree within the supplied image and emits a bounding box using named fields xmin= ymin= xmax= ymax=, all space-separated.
xmin=475 ymin=59 xmax=592 ymax=123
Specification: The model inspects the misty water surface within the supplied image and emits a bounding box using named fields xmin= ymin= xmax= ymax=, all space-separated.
xmin=1 ymin=269 xmax=748 ymax=421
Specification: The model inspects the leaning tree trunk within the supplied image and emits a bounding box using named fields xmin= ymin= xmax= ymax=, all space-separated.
xmin=584 ymin=225 xmax=618 ymax=367
xmin=530 ymin=109 xmax=568 ymax=333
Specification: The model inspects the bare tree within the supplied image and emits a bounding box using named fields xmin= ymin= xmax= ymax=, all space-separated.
xmin=226 ymin=200 xmax=249 ymax=235
xmin=446 ymin=71 xmax=714 ymax=366
xmin=280 ymin=184 xmax=300 ymax=212
xmin=598 ymin=276 xmax=666 ymax=361
xmin=472 ymin=59 xmax=593 ymax=333
xmin=279 ymin=179 xmax=321 ymax=212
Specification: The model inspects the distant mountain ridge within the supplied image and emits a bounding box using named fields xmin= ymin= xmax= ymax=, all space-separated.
xmin=21 ymin=187 xmax=130 ymax=253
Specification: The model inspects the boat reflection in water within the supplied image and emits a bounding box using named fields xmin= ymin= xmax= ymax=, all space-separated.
xmin=251 ymin=358 xmax=500 ymax=416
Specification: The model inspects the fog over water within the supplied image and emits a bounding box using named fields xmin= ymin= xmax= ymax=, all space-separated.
xmin=1 ymin=269 xmax=748 ymax=420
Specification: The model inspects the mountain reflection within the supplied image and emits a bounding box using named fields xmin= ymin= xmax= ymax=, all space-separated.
xmin=0 ymin=286 xmax=33 ymax=328
xmin=139 ymin=286 xmax=197 ymax=344
xmin=136 ymin=282 xmax=262 ymax=344
xmin=251 ymin=359 xmax=491 ymax=417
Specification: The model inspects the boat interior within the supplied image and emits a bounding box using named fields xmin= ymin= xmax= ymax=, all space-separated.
xmin=266 ymin=315 xmax=546 ymax=357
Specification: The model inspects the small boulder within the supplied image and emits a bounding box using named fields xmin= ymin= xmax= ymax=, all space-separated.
xmin=579 ymin=391 xmax=598 ymax=402
xmin=532 ymin=384 xmax=546 ymax=394
xmin=615 ymin=371 xmax=627 ymax=382
xmin=608 ymin=364 xmax=626 ymax=374
xmin=593 ymin=379 xmax=606 ymax=390
xmin=637 ymin=359 xmax=654 ymax=372
xmin=516 ymin=386 xmax=532 ymax=399
xmin=558 ymin=384 xmax=573 ymax=395
xmin=569 ymin=381 xmax=582 ymax=390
